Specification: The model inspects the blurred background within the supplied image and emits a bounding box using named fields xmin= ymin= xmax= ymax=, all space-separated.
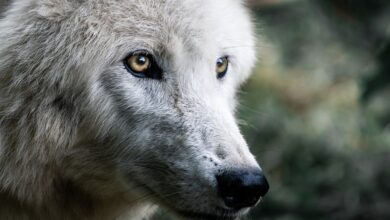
xmin=1 ymin=0 xmax=389 ymax=219
xmin=240 ymin=0 xmax=390 ymax=219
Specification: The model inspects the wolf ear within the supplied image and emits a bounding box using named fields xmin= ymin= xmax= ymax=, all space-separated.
xmin=35 ymin=0 xmax=84 ymax=20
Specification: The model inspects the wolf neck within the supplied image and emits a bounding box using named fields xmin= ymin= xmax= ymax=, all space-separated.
xmin=0 ymin=190 xmax=156 ymax=220
xmin=0 ymin=120 xmax=153 ymax=220
xmin=0 ymin=107 xmax=155 ymax=219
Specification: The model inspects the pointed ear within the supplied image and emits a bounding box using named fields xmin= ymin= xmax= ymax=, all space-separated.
xmin=35 ymin=0 xmax=84 ymax=20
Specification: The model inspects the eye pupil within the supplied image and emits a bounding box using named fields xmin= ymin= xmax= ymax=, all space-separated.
xmin=136 ymin=56 xmax=147 ymax=65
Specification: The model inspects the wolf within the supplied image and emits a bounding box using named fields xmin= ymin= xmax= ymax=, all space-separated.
xmin=0 ymin=0 xmax=269 ymax=219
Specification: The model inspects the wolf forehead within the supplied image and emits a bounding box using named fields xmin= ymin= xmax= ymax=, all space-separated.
xmin=31 ymin=0 xmax=254 ymax=65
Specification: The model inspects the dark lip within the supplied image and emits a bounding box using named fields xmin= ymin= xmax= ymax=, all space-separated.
xmin=128 ymin=178 xmax=245 ymax=220
xmin=176 ymin=208 xmax=241 ymax=220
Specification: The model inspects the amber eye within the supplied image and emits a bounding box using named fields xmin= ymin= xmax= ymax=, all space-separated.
xmin=127 ymin=53 xmax=150 ymax=73
xmin=124 ymin=51 xmax=163 ymax=79
xmin=216 ymin=57 xmax=229 ymax=79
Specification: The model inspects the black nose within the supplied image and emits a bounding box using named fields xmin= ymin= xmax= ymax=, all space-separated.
xmin=216 ymin=169 xmax=269 ymax=209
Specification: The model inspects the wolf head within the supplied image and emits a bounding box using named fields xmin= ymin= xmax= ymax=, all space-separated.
xmin=0 ymin=0 xmax=268 ymax=219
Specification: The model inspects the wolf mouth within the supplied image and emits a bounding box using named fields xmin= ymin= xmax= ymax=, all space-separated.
xmin=135 ymin=183 xmax=240 ymax=220
xmin=176 ymin=208 xmax=240 ymax=220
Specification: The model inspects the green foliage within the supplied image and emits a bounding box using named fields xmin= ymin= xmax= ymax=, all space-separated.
xmin=241 ymin=2 xmax=390 ymax=219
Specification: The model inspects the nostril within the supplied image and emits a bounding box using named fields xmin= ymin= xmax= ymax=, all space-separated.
xmin=216 ymin=169 xmax=269 ymax=209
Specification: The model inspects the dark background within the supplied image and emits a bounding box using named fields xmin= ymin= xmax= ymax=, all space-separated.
xmin=241 ymin=1 xmax=390 ymax=219
xmin=1 ymin=0 xmax=389 ymax=219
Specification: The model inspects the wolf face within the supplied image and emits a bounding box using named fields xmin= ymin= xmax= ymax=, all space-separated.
xmin=0 ymin=0 xmax=268 ymax=219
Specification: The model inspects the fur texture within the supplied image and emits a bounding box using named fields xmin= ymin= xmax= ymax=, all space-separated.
xmin=0 ymin=0 xmax=260 ymax=219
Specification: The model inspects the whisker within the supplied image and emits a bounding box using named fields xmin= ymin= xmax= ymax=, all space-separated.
xmin=132 ymin=188 xmax=181 ymax=205
xmin=239 ymin=104 xmax=270 ymax=117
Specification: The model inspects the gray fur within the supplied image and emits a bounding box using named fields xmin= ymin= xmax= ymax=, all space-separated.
xmin=0 ymin=0 xmax=259 ymax=219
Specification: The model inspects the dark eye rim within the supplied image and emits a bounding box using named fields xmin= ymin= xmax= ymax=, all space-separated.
xmin=216 ymin=56 xmax=229 ymax=79
xmin=123 ymin=50 xmax=163 ymax=80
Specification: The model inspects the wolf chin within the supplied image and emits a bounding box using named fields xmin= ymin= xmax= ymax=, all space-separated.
xmin=0 ymin=0 xmax=269 ymax=219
